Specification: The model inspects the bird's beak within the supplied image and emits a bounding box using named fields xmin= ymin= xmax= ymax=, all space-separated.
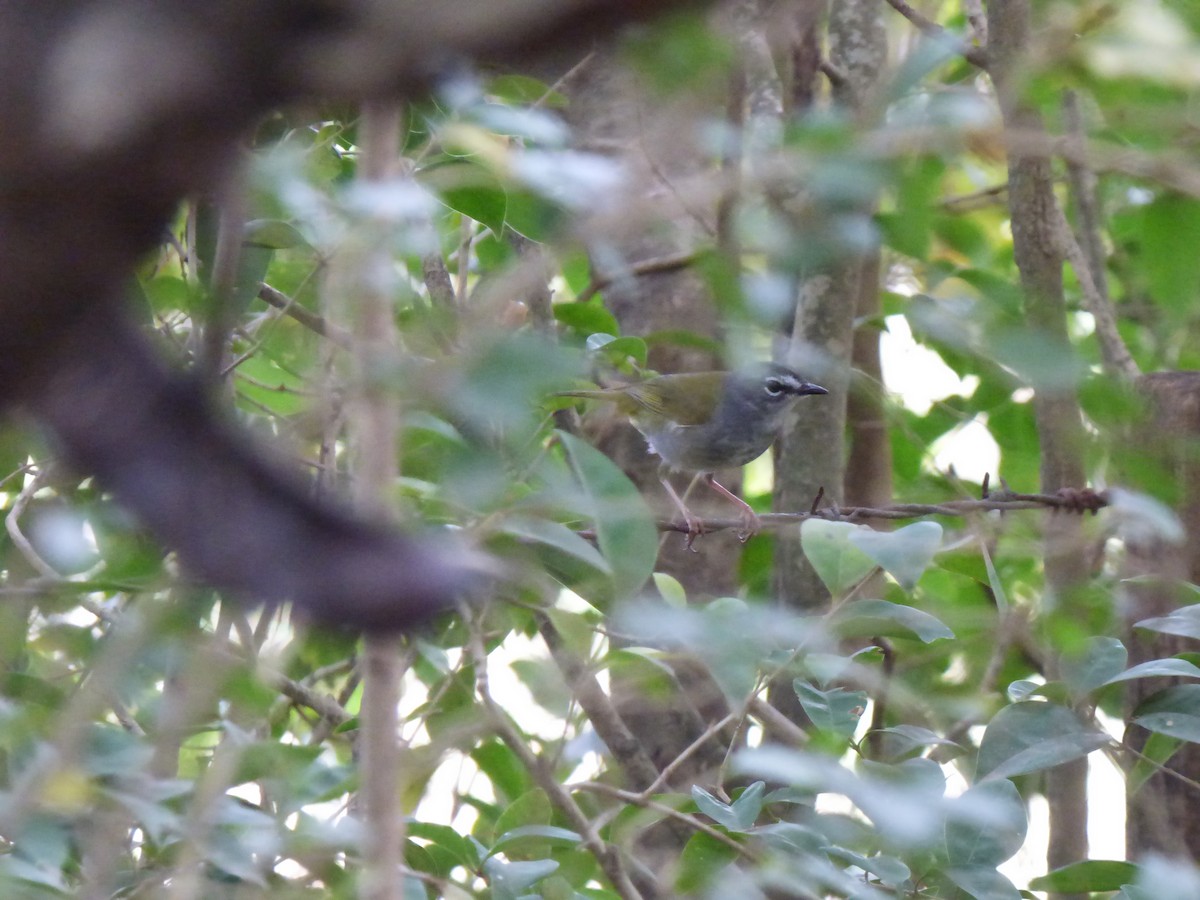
xmin=799 ymin=383 xmax=828 ymax=396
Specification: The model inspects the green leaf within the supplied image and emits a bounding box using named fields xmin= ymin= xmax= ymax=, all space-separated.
xmin=847 ymin=521 xmax=942 ymax=590
xmin=944 ymin=779 xmax=1026 ymax=867
xmin=675 ymin=831 xmax=740 ymax=894
xmin=794 ymin=681 xmax=867 ymax=739
xmin=558 ymin=430 xmax=658 ymax=604
xmin=1136 ymin=604 xmax=1200 ymax=640
xmin=243 ymin=218 xmax=309 ymax=249
xmin=490 ymin=825 xmax=581 ymax=860
xmin=729 ymin=781 xmax=766 ymax=831
xmin=406 ymin=821 xmax=480 ymax=872
xmin=691 ymin=785 xmax=738 ymax=829
xmin=944 ymin=865 xmax=1021 ymax=900
xmin=1142 ymin=193 xmax=1200 ymax=323
xmin=800 ymin=519 xmax=876 ymax=594
xmin=493 ymin=788 xmax=551 ymax=839
xmin=831 ymin=598 xmax=954 ymax=643
xmin=500 ymin=515 xmax=611 ymax=580
xmin=593 ymin=335 xmax=648 ymax=368
xmin=1105 ymin=657 xmax=1200 ymax=685
xmin=1030 ymin=860 xmax=1140 ymax=893
xmin=652 ymin=572 xmax=687 ymax=608
xmin=1129 ymin=731 xmax=1183 ymax=795
xmin=554 ymin=301 xmax=620 ymax=337
xmin=1132 ymin=685 xmax=1200 ymax=742
xmin=976 ymin=702 xmax=1109 ymax=780
xmin=483 ymin=857 xmax=559 ymax=900
xmin=692 ymin=782 xmax=764 ymax=832
xmin=869 ymin=725 xmax=960 ymax=763
xmin=825 ymin=845 xmax=912 ymax=888
xmin=1061 ymin=636 xmax=1127 ymax=696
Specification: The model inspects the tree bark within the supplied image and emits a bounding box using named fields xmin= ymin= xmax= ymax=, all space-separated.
xmin=771 ymin=0 xmax=885 ymax=723
xmin=1122 ymin=372 xmax=1200 ymax=858
xmin=988 ymin=1 xmax=1089 ymax=890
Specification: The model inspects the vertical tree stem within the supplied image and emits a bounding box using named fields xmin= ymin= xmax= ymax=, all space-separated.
xmin=988 ymin=3 xmax=1089 ymax=893
xmin=350 ymin=100 xmax=406 ymax=900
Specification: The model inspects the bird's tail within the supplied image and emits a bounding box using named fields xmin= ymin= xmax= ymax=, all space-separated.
xmin=554 ymin=388 xmax=614 ymax=401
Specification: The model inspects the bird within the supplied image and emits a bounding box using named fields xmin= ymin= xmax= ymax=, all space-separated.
xmin=558 ymin=364 xmax=828 ymax=547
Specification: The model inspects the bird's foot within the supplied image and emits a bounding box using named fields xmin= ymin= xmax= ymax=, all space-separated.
xmin=681 ymin=511 xmax=707 ymax=552
xmin=734 ymin=508 xmax=762 ymax=543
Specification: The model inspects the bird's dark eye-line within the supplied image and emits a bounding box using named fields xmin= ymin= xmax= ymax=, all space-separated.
xmin=764 ymin=378 xmax=785 ymax=396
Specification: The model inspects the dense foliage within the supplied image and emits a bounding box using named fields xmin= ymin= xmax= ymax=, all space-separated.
xmin=3 ymin=2 xmax=1200 ymax=898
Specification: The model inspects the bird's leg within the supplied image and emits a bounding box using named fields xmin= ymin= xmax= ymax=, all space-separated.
xmin=659 ymin=473 xmax=705 ymax=551
xmin=703 ymin=473 xmax=760 ymax=542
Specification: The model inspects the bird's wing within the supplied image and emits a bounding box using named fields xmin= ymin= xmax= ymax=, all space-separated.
xmin=625 ymin=372 xmax=722 ymax=426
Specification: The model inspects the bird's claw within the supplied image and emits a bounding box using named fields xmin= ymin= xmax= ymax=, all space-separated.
xmin=682 ymin=514 xmax=706 ymax=552
xmin=734 ymin=510 xmax=761 ymax=543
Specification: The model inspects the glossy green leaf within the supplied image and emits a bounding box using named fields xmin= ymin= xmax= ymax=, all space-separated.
xmin=1128 ymin=730 xmax=1184 ymax=795
xmin=1142 ymin=193 xmax=1200 ymax=322
xmin=831 ymin=598 xmax=954 ymax=643
xmin=794 ymin=680 xmax=867 ymax=739
xmin=1030 ymin=860 xmax=1139 ymax=893
xmin=944 ymin=865 xmax=1021 ymax=900
xmin=869 ymin=725 xmax=960 ymax=762
xmin=558 ymin=430 xmax=658 ymax=604
xmin=483 ymin=857 xmax=559 ymax=900
xmin=675 ymin=831 xmax=740 ymax=894
xmin=1061 ymin=636 xmax=1128 ymax=695
xmin=1105 ymin=657 xmax=1200 ymax=685
xmin=1132 ymin=685 xmax=1200 ymax=742
xmin=944 ymin=779 xmax=1026 ymax=867
xmin=848 ymin=522 xmax=943 ymax=591
xmin=554 ymin=301 xmax=620 ymax=337
xmin=800 ymin=519 xmax=876 ymax=595
xmin=977 ymin=702 xmax=1109 ymax=780
xmin=1136 ymin=604 xmax=1200 ymax=641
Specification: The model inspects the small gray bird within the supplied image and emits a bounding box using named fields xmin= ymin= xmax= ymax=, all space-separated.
xmin=559 ymin=364 xmax=828 ymax=546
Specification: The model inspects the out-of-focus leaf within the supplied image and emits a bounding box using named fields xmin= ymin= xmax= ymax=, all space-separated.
xmin=1105 ymin=657 xmax=1200 ymax=685
xmin=831 ymin=598 xmax=954 ymax=643
xmin=977 ymin=702 xmax=1109 ymax=780
xmin=848 ymin=521 xmax=943 ymax=590
xmin=493 ymin=788 xmax=551 ymax=839
xmin=1030 ymin=860 xmax=1139 ymax=893
xmin=1133 ymin=685 xmax=1200 ymax=742
xmin=558 ymin=431 xmax=657 ymax=604
xmin=944 ymin=779 xmax=1026 ymax=867
xmin=944 ymin=865 xmax=1021 ymax=900
xmin=1061 ymin=636 xmax=1128 ymax=696
xmin=1142 ymin=193 xmax=1200 ymax=323
xmin=1136 ymin=605 xmax=1200 ymax=641
xmin=243 ymin=218 xmax=309 ymax=249
xmin=869 ymin=725 xmax=961 ymax=763
xmin=483 ymin=857 xmax=559 ymax=900
xmin=555 ymin=301 xmax=620 ymax=337
xmin=675 ymin=831 xmax=740 ymax=894
xmin=800 ymin=519 xmax=876 ymax=595
xmin=794 ymin=680 xmax=867 ymax=740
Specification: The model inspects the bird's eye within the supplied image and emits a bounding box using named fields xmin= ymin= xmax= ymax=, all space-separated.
xmin=763 ymin=378 xmax=785 ymax=397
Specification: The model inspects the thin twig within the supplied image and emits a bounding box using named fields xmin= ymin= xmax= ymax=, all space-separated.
xmin=882 ymin=0 xmax=989 ymax=69
xmin=1059 ymin=90 xmax=1139 ymax=381
xmin=570 ymin=781 xmax=760 ymax=862
xmin=577 ymin=487 xmax=1110 ymax=541
xmin=465 ymin=609 xmax=643 ymax=900
xmin=643 ymin=712 xmax=740 ymax=798
xmin=5 ymin=469 xmax=61 ymax=580
xmin=537 ymin=614 xmax=662 ymax=792
xmin=258 ymin=283 xmax=352 ymax=348
xmin=575 ymin=249 xmax=703 ymax=304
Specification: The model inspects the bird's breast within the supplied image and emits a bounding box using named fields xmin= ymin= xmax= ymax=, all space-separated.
xmin=635 ymin=419 xmax=775 ymax=473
